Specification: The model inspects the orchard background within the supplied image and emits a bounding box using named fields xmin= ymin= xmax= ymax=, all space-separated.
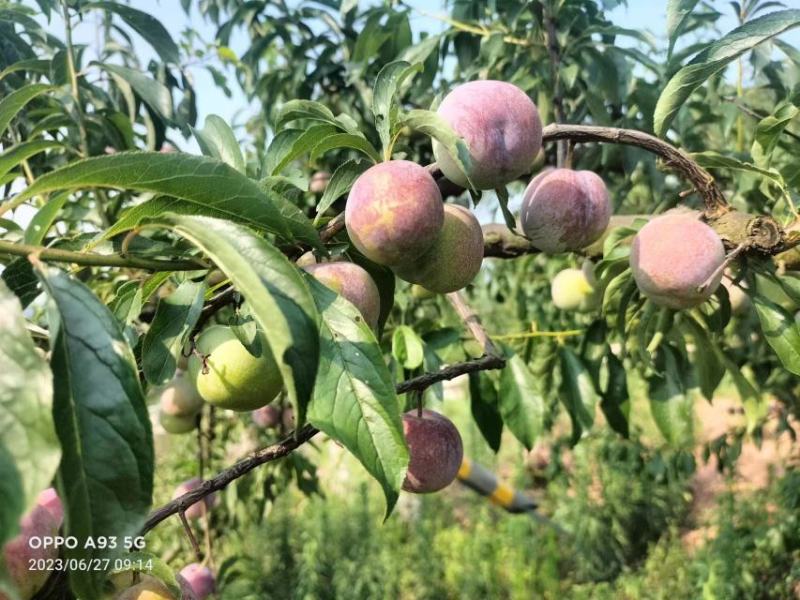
xmin=2 ymin=0 xmax=800 ymax=598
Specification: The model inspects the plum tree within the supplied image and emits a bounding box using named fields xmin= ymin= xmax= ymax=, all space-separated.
xmin=551 ymin=265 xmax=598 ymax=312
xmin=519 ymin=169 xmax=612 ymax=254
xmin=178 ymin=564 xmax=215 ymax=600
xmin=2 ymin=489 xmax=63 ymax=600
xmin=345 ymin=160 xmax=444 ymax=267
xmin=114 ymin=578 xmax=176 ymax=600
xmin=158 ymin=371 xmax=203 ymax=418
xmin=188 ymin=325 xmax=283 ymax=411
xmin=172 ymin=478 xmax=216 ymax=520
xmin=433 ymin=80 xmax=542 ymax=190
xmin=251 ymin=405 xmax=281 ymax=428
xmin=393 ymin=204 xmax=484 ymax=293
xmin=630 ymin=214 xmax=726 ymax=309
xmin=402 ymin=409 xmax=464 ymax=493
xmin=304 ymin=262 xmax=381 ymax=329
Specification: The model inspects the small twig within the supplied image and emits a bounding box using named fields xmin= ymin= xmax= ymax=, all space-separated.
xmin=178 ymin=511 xmax=203 ymax=563
xmin=491 ymin=329 xmax=584 ymax=341
xmin=697 ymin=240 xmax=751 ymax=294
xmin=141 ymin=354 xmax=506 ymax=534
xmin=446 ymin=290 xmax=501 ymax=357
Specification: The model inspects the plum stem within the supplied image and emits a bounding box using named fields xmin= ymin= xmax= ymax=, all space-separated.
xmin=178 ymin=510 xmax=204 ymax=563
xmin=697 ymin=240 xmax=751 ymax=295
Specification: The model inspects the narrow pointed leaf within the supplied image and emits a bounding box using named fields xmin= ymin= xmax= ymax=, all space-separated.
xmin=12 ymin=153 xmax=291 ymax=239
xmin=141 ymin=279 xmax=206 ymax=386
xmin=34 ymin=266 xmax=153 ymax=600
xmin=306 ymin=278 xmax=407 ymax=516
xmin=655 ymin=9 xmax=800 ymax=136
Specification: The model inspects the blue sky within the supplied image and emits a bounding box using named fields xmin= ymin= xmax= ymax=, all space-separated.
xmin=36 ymin=0 xmax=800 ymax=151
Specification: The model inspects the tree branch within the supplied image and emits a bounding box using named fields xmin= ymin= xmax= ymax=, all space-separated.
xmin=140 ymin=354 xmax=505 ymax=535
xmin=540 ymin=124 xmax=729 ymax=215
xmin=0 ymin=240 xmax=206 ymax=271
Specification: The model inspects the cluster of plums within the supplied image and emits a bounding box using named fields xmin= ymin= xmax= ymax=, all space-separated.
xmin=0 ymin=489 xmax=214 ymax=600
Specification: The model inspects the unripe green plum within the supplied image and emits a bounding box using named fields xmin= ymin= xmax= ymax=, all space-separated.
xmin=345 ymin=160 xmax=443 ymax=267
xmin=172 ymin=478 xmax=217 ymax=521
xmin=178 ymin=564 xmax=215 ymax=600
xmin=188 ymin=325 xmax=283 ymax=411
xmin=303 ymin=262 xmax=381 ymax=329
xmin=551 ymin=266 xmax=598 ymax=312
xmin=433 ymin=80 xmax=542 ymax=190
xmin=393 ymin=204 xmax=483 ymax=293
xmin=158 ymin=371 xmax=203 ymax=418
xmin=159 ymin=411 xmax=197 ymax=434
xmin=402 ymin=409 xmax=464 ymax=494
xmin=519 ymin=169 xmax=611 ymax=254
xmin=630 ymin=214 xmax=725 ymax=309
xmin=2 ymin=489 xmax=63 ymax=600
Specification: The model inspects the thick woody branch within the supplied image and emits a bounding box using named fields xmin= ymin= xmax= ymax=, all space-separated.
xmin=540 ymin=124 xmax=729 ymax=216
xmin=140 ymin=354 xmax=505 ymax=535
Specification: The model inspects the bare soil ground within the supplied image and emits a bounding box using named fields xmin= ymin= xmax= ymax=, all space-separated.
xmin=682 ymin=396 xmax=798 ymax=551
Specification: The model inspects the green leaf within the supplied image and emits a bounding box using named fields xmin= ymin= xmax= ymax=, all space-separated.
xmin=0 ymin=280 xmax=59 ymax=521
xmin=751 ymin=102 xmax=799 ymax=168
xmin=754 ymin=275 xmax=800 ymax=375
xmin=469 ymin=372 xmax=503 ymax=452
xmin=392 ymin=325 xmax=424 ymax=370
xmin=275 ymin=99 xmax=339 ymax=130
xmin=681 ymin=315 xmax=724 ymax=400
xmin=399 ymin=109 xmax=473 ymax=189
xmin=192 ymin=114 xmax=246 ymax=173
xmin=601 ymin=351 xmax=630 ymax=438
xmin=94 ymin=62 xmax=173 ymax=121
xmin=0 ymin=83 xmax=52 ymax=136
xmin=34 ymin=266 xmax=153 ymax=600
xmin=647 ymin=345 xmax=695 ymax=447
xmin=691 ymin=150 xmax=785 ymax=185
xmin=0 ymin=140 xmax=61 ymax=181
xmin=495 ymin=186 xmax=516 ymax=231
xmin=372 ymin=61 xmax=422 ymax=155
xmin=24 ymin=192 xmax=68 ymax=245
xmin=655 ymin=9 xmax=800 ymax=136
xmin=271 ymin=124 xmax=339 ymax=175
xmin=141 ymin=279 xmax=206 ymax=386
xmin=559 ymin=347 xmax=599 ymax=443
xmin=147 ymin=215 xmax=319 ymax=426
xmin=498 ymin=348 xmax=545 ymax=450
xmin=0 ymin=443 xmax=24 ymax=547
xmin=666 ymin=0 xmax=701 ymax=56
xmin=310 ymin=133 xmax=382 ymax=164
xmin=714 ymin=347 xmax=766 ymax=433
xmin=314 ymin=158 xmax=370 ymax=225
xmin=84 ymin=2 xmax=180 ymax=64
xmin=306 ymin=278 xmax=407 ymax=516
xmin=13 ymin=152 xmax=291 ymax=240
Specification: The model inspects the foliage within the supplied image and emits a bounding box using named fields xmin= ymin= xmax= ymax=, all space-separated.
xmin=1 ymin=0 xmax=800 ymax=597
